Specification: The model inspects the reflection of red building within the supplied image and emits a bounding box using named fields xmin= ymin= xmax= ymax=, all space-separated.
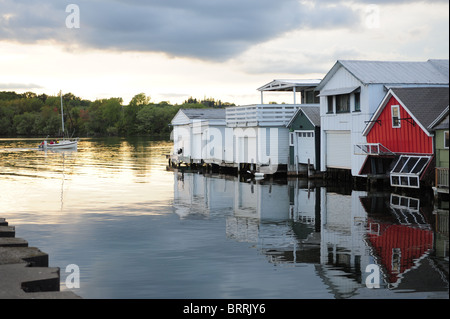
xmin=362 ymin=194 xmax=435 ymax=285
xmin=367 ymin=221 xmax=434 ymax=285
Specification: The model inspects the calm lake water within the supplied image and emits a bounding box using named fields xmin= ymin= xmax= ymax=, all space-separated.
xmin=1 ymin=137 xmax=448 ymax=299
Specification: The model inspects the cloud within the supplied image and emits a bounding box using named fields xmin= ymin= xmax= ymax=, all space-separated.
xmin=1 ymin=0 xmax=447 ymax=64
xmin=1 ymin=0 xmax=365 ymax=61
xmin=0 ymin=82 xmax=43 ymax=90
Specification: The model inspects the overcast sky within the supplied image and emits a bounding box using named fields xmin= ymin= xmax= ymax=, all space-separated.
xmin=1 ymin=0 xmax=448 ymax=105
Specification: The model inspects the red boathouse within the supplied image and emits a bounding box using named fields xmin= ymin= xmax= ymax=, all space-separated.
xmin=358 ymin=87 xmax=449 ymax=188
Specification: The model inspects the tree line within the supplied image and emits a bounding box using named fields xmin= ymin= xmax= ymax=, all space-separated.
xmin=0 ymin=91 xmax=235 ymax=138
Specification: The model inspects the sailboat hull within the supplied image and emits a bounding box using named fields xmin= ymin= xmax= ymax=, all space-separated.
xmin=40 ymin=140 xmax=78 ymax=150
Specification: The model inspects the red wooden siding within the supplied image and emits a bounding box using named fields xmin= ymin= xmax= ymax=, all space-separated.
xmin=366 ymin=96 xmax=433 ymax=154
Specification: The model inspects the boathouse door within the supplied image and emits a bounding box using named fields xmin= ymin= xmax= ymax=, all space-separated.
xmin=297 ymin=131 xmax=315 ymax=168
xmin=326 ymin=130 xmax=351 ymax=169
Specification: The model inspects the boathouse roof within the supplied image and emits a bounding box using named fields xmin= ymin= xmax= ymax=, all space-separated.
xmin=316 ymin=59 xmax=449 ymax=91
xmin=171 ymin=108 xmax=226 ymax=126
xmin=287 ymin=106 xmax=321 ymax=128
xmin=363 ymin=86 xmax=449 ymax=136
xmin=181 ymin=108 xmax=226 ymax=120
xmin=428 ymin=105 xmax=449 ymax=131
xmin=257 ymin=79 xmax=321 ymax=92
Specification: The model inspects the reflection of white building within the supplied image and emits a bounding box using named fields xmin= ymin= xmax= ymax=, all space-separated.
xmin=227 ymin=182 xmax=291 ymax=243
xmin=318 ymin=188 xmax=373 ymax=297
xmin=233 ymin=182 xmax=290 ymax=220
xmin=173 ymin=172 xmax=234 ymax=219
xmin=289 ymin=180 xmax=318 ymax=225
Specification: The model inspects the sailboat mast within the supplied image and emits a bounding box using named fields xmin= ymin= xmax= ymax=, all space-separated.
xmin=60 ymin=90 xmax=65 ymax=135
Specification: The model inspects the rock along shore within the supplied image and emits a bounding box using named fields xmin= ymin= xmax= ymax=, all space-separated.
xmin=0 ymin=217 xmax=81 ymax=299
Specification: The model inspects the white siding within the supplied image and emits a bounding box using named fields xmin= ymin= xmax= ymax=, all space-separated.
xmin=319 ymin=66 xmax=391 ymax=175
xmin=233 ymin=127 xmax=257 ymax=164
xmin=173 ymin=124 xmax=192 ymax=159
xmin=257 ymin=127 xmax=290 ymax=166
xmin=204 ymin=125 xmax=226 ymax=165
xmin=224 ymin=127 xmax=234 ymax=163
xmin=191 ymin=120 xmax=204 ymax=162
xmin=276 ymin=127 xmax=290 ymax=165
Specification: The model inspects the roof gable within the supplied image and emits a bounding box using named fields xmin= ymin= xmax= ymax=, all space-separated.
xmin=171 ymin=109 xmax=191 ymax=125
xmin=429 ymin=106 xmax=449 ymax=130
xmin=287 ymin=106 xmax=320 ymax=128
xmin=363 ymin=87 xmax=449 ymax=136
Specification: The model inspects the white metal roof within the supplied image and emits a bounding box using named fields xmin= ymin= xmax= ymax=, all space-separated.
xmin=171 ymin=108 xmax=226 ymax=125
xmin=316 ymin=59 xmax=449 ymax=90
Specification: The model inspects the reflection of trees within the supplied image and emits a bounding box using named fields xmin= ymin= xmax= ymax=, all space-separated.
xmin=78 ymin=138 xmax=172 ymax=181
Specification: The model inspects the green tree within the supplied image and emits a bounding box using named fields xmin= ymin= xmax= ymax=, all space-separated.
xmin=129 ymin=93 xmax=150 ymax=107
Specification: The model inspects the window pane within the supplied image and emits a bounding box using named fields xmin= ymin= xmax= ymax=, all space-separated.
xmin=401 ymin=176 xmax=409 ymax=186
xmin=392 ymin=106 xmax=400 ymax=127
xmin=409 ymin=177 xmax=419 ymax=187
xmin=391 ymin=195 xmax=400 ymax=205
xmin=400 ymin=157 xmax=418 ymax=173
xmin=445 ymin=131 xmax=449 ymax=149
xmin=409 ymin=198 xmax=419 ymax=209
xmin=400 ymin=197 xmax=409 ymax=206
xmin=411 ymin=157 xmax=429 ymax=174
xmin=337 ymin=94 xmax=350 ymax=113
xmin=354 ymin=92 xmax=360 ymax=111
xmin=392 ymin=157 xmax=408 ymax=173
xmin=327 ymin=96 xmax=333 ymax=113
xmin=391 ymin=176 xmax=400 ymax=185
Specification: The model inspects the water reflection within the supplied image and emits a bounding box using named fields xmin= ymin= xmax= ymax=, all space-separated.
xmin=173 ymin=171 xmax=449 ymax=298
xmin=1 ymin=138 xmax=174 ymax=224
xmin=1 ymin=138 xmax=447 ymax=298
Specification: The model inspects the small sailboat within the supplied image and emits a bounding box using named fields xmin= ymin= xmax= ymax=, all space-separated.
xmin=39 ymin=91 xmax=78 ymax=150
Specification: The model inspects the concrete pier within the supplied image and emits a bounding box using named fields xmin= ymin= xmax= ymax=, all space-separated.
xmin=0 ymin=217 xmax=81 ymax=299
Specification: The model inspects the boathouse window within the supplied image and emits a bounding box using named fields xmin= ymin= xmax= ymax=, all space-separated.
xmin=390 ymin=155 xmax=431 ymax=188
xmin=445 ymin=131 xmax=449 ymax=149
xmin=391 ymin=105 xmax=401 ymax=128
xmin=354 ymin=92 xmax=361 ymax=112
xmin=327 ymin=96 xmax=334 ymax=113
xmin=289 ymin=132 xmax=294 ymax=146
xmin=305 ymin=90 xmax=320 ymax=104
xmin=336 ymin=94 xmax=350 ymax=113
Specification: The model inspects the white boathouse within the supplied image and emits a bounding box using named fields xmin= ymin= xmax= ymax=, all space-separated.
xmin=171 ymin=108 xmax=226 ymax=166
xmin=225 ymin=79 xmax=321 ymax=174
xmin=316 ymin=59 xmax=449 ymax=177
